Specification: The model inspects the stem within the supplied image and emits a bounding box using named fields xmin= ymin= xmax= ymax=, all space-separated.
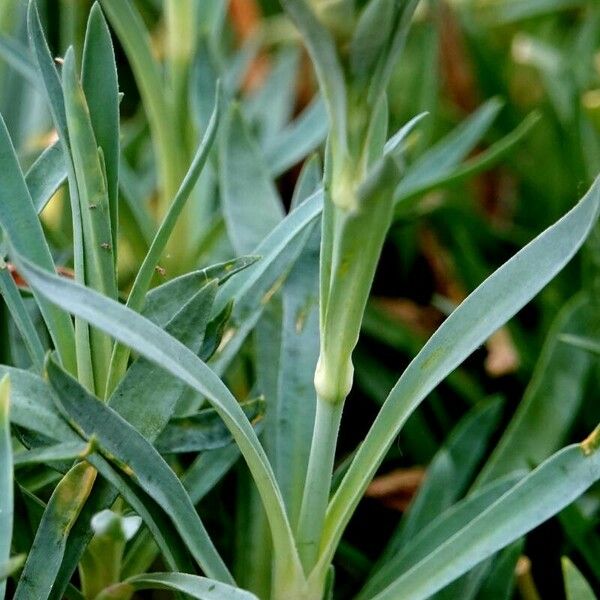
xmin=296 ymin=397 xmax=344 ymax=572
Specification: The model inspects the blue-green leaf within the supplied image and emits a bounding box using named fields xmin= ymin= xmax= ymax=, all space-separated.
xmin=0 ymin=376 xmax=11 ymax=600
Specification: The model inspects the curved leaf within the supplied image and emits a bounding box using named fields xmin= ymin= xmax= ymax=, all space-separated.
xmin=14 ymin=462 xmax=96 ymax=600
xmin=320 ymin=175 xmax=600 ymax=570
xmin=0 ymin=376 xmax=11 ymax=600
xmin=97 ymin=572 xmax=259 ymax=600
xmin=371 ymin=441 xmax=600 ymax=600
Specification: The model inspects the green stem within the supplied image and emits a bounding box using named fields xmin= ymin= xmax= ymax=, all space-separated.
xmin=296 ymin=397 xmax=344 ymax=572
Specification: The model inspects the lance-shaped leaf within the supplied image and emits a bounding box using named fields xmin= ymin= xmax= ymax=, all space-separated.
xmin=46 ymin=357 xmax=233 ymax=584
xmin=82 ymin=2 xmax=120 ymax=255
xmin=13 ymin=441 xmax=91 ymax=467
xmin=562 ymin=557 xmax=597 ymax=600
xmin=477 ymin=295 xmax=594 ymax=486
xmin=220 ymin=104 xmax=284 ymax=255
xmin=110 ymin=281 xmax=217 ymax=442
xmin=0 ymin=366 xmax=72 ymax=441
xmin=358 ymin=473 xmax=525 ymax=599
xmin=0 ymin=376 xmax=11 ymax=600
xmin=156 ymin=398 xmax=265 ymax=454
xmin=0 ymin=258 xmax=45 ymax=370
xmin=279 ymin=0 xmax=347 ymax=152
xmin=25 ymin=141 xmax=67 ymax=214
xmin=96 ymin=572 xmax=259 ymax=600
xmin=14 ymin=252 xmax=302 ymax=584
xmin=142 ymin=256 xmax=257 ymax=329
xmin=62 ymin=47 xmax=117 ymax=393
xmin=320 ymin=175 xmax=600 ymax=570
xmin=369 ymin=439 xmax=600 ymax=600
xmin=14 ymin=462 xmax=96 ymax=600
xmin=0 ymin=115 xmax=76 ymax=372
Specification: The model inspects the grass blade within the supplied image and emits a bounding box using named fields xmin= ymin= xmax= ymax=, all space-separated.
xmin=62 ymin=46 xmax=117 ymax=394
xmin=477 ymin=295 xmax=594 ymax=485
xmin=0 ymin=258 xmax=46 ymax=370
xmin=105 ymin=85 xmax=222 ymax=396
xmin=562 ymin=557 xmax=597 ymax=600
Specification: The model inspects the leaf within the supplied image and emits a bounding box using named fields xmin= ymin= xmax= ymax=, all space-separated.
xmin=25 ymin=141 xmax=67 ymax=214
xmin=476 ymin=296 xmax=594 ymax=486
xmin=394 ymin=112 xmax=541 ymax=213
xmin=0 ymin=258 xmax=45 ymax=370
xmin=14 ymin=252 xmax=302 ymax=582
xmin=359 ymin=473 xmax=524 ymax=599
xmin=394 ymin=98 xmax=503 ymax=201
xmin=563 ymin=557 xmax=597 ymax=600
xmin=14 ymin=462 xmax=96 ymax=600
xmin=46 ymin=356 xmax=233 ymax=584
xmin=0 ymin=366 xmax=72 ymax=441
xmin=0 ymin=376 xmax=11 ymax=600
xmin=97 ymin=572 xmax=259 ymax=600
xmin=0 ymin=114 xmax=76 ymax=372
xmin=62 ymin=47 xmax=117 ymax=393
xmin=122 ymin=445 xmax=241 ymax=578
xmin=27 ymin=0 xmax=93 ymax=388
xmin=110 ymin=281 xmax=217 ymax=442
xmin=105 ymin=85 xmax=222 ymax=396
xmin=350 ymin=0 xmax=395 ymax=83
xmin=156 ymin=398 xmax=265 ymax=453
xmin=475 ymin=541 xmax=523 ymax=600
xmin=82 ymin=2 xmax=120 ymax=255
xmin=321 ymin=175 xmax=600 ymax=570
xmin=98 ymin=0 xmax=180 ymax=208
xmin=273 ymin=195 xmax=320 ymax=527
xmin=370 ymin=441 xmax=600 ymax=600
xmin=220 ymin=104 xmax=284 ymax=254
xmin=264 ymin=96 xmax=329 ymax=178
xmin=0 ymin=555 xmax=25 ymax=583
xmin=13 ymin=441 xmax=90 ymax=467
xmin=379 ymin=398 xmax=504 ymax=565
xmin=279 ymin=0 xmax=347 ymax=152
xmin=559 ymin=334 xmax=600 ymax=356
xmin=141 ymin=257 xmax=257 ymax=328
xmin=367 ymin=0 xmax=419 ymax=102
xmin=0 ymin=34 xmax=37 ymax=87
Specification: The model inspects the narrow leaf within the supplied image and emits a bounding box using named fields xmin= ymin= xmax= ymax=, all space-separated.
xmin=563 ymin=557 xmax=597 ymax=600
xmin=82 ymin=2 xmax=120 ymax=254
xmin=371 ymin=442 xmax=600 ymax=600
xmin=0 ymin=376 xmax=11 ymax=600
xmin=14 ymin=462 xmax=96 ymax=600
xmin=321 ymin=176 xmax=600 ymax=569
xmin=46 ymin=357 xmax=233 ymax=584
xmin=220 ymin=104 xmax=284 ymax=254
xmin=25 ymin=141 xmax=67 ymax=214
xmin=98 ymin=572 xmax=259 ymax=600
xmin=0 ymin=115 xmax=76 ymax=371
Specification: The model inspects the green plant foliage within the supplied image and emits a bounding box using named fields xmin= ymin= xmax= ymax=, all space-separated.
xmin=0 ymin=1 xmax=598 ymax=598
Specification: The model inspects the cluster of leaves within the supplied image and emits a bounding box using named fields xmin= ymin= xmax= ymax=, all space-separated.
xmin=0 ymin=0 xmax=598 ymax=599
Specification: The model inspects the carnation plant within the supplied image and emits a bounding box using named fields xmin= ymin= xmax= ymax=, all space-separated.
xmin=0 ymin=1 xmax=599 ymax=599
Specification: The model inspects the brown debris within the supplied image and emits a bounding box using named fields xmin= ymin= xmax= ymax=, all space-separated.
xmin=366 ymin=467 xmax=426 ymax=512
